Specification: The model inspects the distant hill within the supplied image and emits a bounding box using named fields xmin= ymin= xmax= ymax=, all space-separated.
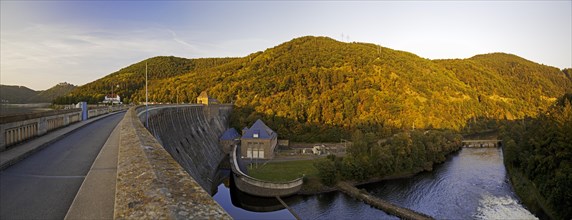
xmin=0 ymin=82 xmax=76 ymax=103
xmin=55 ymin=36 xmax=572 ymax=141
xmin=30 ymin=82 xmax=77 ymax=103
xmin=0 ymin=85 xmax=38 ymax=103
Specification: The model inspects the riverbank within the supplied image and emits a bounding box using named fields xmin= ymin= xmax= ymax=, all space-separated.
xmin=249 ymin=158 xmax=427 ymax=196
xmin=504 ymin=164 xmax=555 ymax=220
xmin=249 ymin=134 xmax=463 ymax=196
xmin=239 ymin=152 xmax=452 ymax=203
xmin=297 ymin=149 xmax=458 ymax=195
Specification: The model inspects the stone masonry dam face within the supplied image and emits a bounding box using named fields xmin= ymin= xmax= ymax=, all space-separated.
xmin=138 ymin=105 xmax=232 ymax=194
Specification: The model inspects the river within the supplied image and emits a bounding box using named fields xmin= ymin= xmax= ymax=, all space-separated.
xmin=0 ymin=103 xmax=52 ymax=116
xmin=213 ymin=147 xmax=537 ymax=219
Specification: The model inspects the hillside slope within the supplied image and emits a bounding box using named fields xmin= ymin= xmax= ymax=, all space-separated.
xmin=1 ymin=82 xmax=77 ymax=103
xmin=29 ymin=82 xmax=77 ymax=103
xmin=142 ymin=36 xmax=571 ymax=140
xmin=56 ymin=36 xmax=572 ymax=141
xmin=502 ymin=94 xmax=572 ymax=219
xmin=56 ymin=56 xmax=237 ymax=104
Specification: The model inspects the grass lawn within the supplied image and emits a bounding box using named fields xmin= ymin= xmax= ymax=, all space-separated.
xmin=247 ymin=159 xmax=319 ymax=182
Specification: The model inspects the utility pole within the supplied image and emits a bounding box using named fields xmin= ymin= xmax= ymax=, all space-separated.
xmin=145 ymin=62 xmax=149 ymax=128
xmin=111 ymin=84 xmax=114 ymax=106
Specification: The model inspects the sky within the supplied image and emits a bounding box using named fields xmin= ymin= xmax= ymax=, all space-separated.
xmin=1 ymin=1 xmax=571 ymax=90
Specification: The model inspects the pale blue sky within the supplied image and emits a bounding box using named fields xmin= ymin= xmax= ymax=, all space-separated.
xmin=1 ymin=1 xmax=570 ymax=90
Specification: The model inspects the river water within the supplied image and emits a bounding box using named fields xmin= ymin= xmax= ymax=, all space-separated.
xmin=214 ymin=148 xmax=537 ymax=219
xmin=0 ymin=103 xmax=52 ymax=116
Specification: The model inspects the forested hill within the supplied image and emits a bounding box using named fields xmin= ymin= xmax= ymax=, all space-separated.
xmin=56 ymin=36 xmax=572 ymax=141
xmin=55 ymin=56 xmax=237 ymax=104
xmin=0 ymin=85 xmax=38 ymax=103
xmin=28 ymin=82 xmax=77 ymax=103
xmin=1 ymin=82 xmax=76 ymax=103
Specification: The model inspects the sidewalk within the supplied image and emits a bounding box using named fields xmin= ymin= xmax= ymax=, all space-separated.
xmin=0 ymin=111 xmax=124 ymax=170
xmin=65 ymin=122 xmax=121 ymax=220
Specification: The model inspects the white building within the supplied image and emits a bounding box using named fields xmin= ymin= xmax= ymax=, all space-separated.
xmin=103 ymin=94 xmax=121 ymax=104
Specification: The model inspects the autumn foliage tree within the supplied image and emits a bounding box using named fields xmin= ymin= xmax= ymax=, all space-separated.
xmin=502 ymin=94 xmax=572 ymax=220
xmin=54 ymin=36 xmax=571 ymax=143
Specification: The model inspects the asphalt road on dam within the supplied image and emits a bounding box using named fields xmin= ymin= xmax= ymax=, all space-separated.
xmin=0 ymin=112 xmax=125 ymax=220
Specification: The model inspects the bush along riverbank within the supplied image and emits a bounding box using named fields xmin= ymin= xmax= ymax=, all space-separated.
xmin=501 ymin=94 xmax=572 ymax=220
xmin=313 ymin=129 xmax=462 ymax=187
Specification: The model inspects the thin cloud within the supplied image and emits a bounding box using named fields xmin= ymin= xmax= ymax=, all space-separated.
xmin=1 ymin=1 xmax=570 ymax=90
xmin=1 ymin=24 xmax=216 ymax=89
xmin=168 ymin=29 xmax=197 ymax=50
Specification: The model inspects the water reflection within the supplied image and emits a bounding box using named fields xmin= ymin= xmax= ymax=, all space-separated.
xmin=360 ymin=148 xmax=536 ymax=219
xmin=213 ymin=148 xmax=536 ymax=220
xmin=213 ymin=170 xmax=295 ymax=219
xmin=289 ymin=192 xmax=397 ymax=220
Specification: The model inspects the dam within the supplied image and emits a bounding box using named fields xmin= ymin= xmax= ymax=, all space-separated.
xmin=139 ymin=104 xmax=303 ymax=198
xmin=138 ymin=104 xmax=232 ymax=194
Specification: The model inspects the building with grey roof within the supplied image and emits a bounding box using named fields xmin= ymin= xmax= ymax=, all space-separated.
xmin=240 ymin=119 xmax=277 ymax=159
xmin=219 ymin=128 xmax=240 ymax=154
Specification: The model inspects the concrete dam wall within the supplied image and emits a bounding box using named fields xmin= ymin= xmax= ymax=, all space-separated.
xmin=138 ymin=104 xmax=232 ymax=194
xmin=116 ymin=107 xmax=229 ymax=219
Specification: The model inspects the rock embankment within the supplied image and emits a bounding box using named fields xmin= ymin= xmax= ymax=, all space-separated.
xmin=337 ymin=181 xmax=433 ymax=220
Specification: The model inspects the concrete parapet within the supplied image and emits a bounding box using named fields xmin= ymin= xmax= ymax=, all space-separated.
xmin=88 ymin=105 xmax=128 ymax=118
xmin=0 ymin=109 xmax=82 ymax=151
xmin=0 ymin=105 xmax=130 ymax=151
xmin=115 ymin=107 xmax=229 ymax=219
xmin=230 ymin=145 xmax=303 ymax=197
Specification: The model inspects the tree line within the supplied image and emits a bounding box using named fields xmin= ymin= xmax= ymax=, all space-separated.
xmin=314 ymin=129 xmax=462 ymax=185
xmin=501 ymin=94 xmax=572 ymax=220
